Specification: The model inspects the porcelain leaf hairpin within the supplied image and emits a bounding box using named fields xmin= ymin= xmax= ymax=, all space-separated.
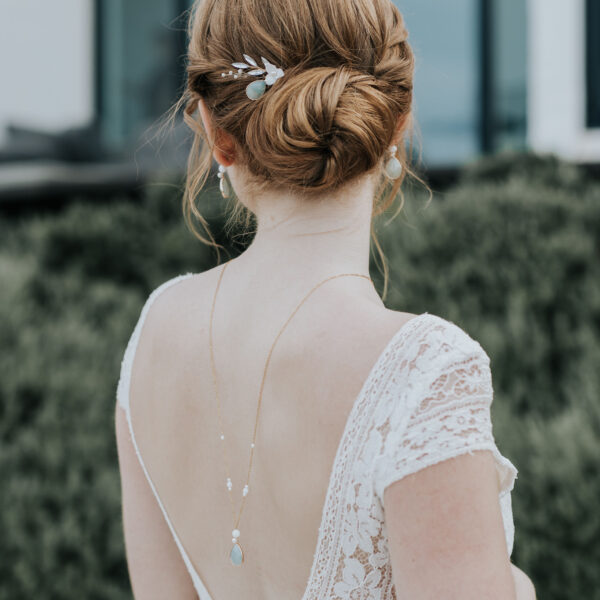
xmin=220 ymin=54 xmax=285 ymax=100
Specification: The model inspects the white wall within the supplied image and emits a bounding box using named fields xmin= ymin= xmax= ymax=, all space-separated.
xmin=528 ymin=0 xmax=600 ymax=161
xmin=0 ymin=0 xmax=94 ymax=146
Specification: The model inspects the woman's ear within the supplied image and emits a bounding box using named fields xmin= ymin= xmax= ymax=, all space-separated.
xmin=197 ymin=97 xmax=236 ymax=167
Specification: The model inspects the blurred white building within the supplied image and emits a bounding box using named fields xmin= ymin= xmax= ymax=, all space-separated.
xmin=0 ymin=0 xmax=598 ymax=171
xmin=0 ymin=1 xmax=94 ymax=145
xmin=528 ymin=0 xmax=600 ymax=162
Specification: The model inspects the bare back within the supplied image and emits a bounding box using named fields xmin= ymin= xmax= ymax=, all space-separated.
xmin=126 ymin=262 xmax=419 ymax=599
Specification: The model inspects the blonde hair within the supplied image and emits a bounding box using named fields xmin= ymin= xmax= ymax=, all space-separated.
xmin=165 ymin=0 xmax=431 ymax=300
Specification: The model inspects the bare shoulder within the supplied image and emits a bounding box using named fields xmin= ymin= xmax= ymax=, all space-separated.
xmin=384 ymin=308 xmax=489 ymax=358
xmin=384 ymin=307 xmax=424 ymax=326
xmin=148 ymin=270 xmax=205 ymax=310
xmin=142 ymin=269 xmax=215 ymax=332
xmin=336 ymin=307 xmax=426 ymax=368
xmin=380 ymin=307 xmax=428 ymax=337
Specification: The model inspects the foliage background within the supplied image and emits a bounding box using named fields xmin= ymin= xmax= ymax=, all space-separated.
xmin=1 ymin=151 xmax=598 ymax=599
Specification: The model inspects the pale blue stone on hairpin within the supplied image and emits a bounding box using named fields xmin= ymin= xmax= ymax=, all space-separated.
xmin=221 ymin=53 xmax=285 ymax=100
xmin=246 ymin=79 xmax=267 ymax=100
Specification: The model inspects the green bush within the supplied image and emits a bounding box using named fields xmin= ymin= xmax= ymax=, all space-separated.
xmin=0 ymin=182 xmax=220 ymax=599
xmin=380 ymin=159 xmax=600 ymax=419
xmin=376 ymin=151 xmax=600 ymax=599
xmin=0 ymin=151 xmax=598 ymax=599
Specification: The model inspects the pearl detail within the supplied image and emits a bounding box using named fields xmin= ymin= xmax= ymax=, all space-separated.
xmin=220 ymin=434 xmax=225 ymax=440
xmin=232 ymin=529 xmax=240 ymax=538
xmin=250 ymin=442 xmax=255 ymax=448
xmin=384 ymin=144 xmax=403 ymax=179
xmin=242 ymin=484 xmax=249 ymax=497
xmin=218 ymin=166 xmax=230 ymax=198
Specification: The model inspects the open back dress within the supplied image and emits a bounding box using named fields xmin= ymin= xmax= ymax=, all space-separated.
xmin=116 ymin=272 xmax=518 ymax=599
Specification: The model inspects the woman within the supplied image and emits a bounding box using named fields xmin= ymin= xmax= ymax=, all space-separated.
xmin=115 ymin=0 xmax=536 ymax=598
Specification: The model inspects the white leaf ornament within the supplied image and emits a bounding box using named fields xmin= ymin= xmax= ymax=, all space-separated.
xmin=224 ymin=54 xmax=285 ymax=100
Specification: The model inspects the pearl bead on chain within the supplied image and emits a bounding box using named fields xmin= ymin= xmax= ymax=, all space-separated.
xmin=220 ymin=434 xmax=255 ymax=495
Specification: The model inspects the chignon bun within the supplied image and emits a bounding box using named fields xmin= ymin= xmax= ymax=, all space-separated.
xmin=172 ymin=0 xmax=429 ymax=298
xmin=184 ymin=0 xmax=415 ymax=195
xmin=243 ymin=65 xmax=405 ymax=192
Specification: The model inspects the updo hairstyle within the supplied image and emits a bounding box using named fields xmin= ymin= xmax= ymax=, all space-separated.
xmin=169 ymin=0 xmax=430 ymax=297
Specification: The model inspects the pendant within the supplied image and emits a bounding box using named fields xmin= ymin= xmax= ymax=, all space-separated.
xmin=384 ymin=155 xmax=403 ymax=179
xmin=230 ymin=542 xmax=244 ymax=565
xmin=219 ymin=174 xmax=230 ymax=198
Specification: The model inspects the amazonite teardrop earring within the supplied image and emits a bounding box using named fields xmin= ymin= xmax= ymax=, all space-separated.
xmin=217 ymin=164 xmax=230 ymax=198
xmin=384 ymin=145 xmax=403 ymax=180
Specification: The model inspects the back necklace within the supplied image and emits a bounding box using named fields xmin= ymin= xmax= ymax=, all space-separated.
xmin=208 ymin=259 xmax=373 ymax=565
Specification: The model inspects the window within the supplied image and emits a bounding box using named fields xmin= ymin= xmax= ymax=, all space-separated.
xmin=491 ymin=0 xmax=527 ymax=150
xmin=586 ymin=0 xmax=600 ymax=128
xmin=96 ymin=0 xmax=189 ymax=151
xmin=393 ymin=0 xmax=527 ymax=166
xmin=396 ymin=0 xmax=480 ymax=166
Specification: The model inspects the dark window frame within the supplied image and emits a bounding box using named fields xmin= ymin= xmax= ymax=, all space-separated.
xmin=586 ymin=0 xmax=600 ymax=128
xmin=479 ymin=0 xmax=494 ymax=153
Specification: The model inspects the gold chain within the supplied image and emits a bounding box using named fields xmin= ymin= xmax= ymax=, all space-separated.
xmin=208 ymin=259 xmax=372 ymax=554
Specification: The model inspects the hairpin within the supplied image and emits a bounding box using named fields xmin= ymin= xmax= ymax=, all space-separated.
xmin=220 ymin=54 xmax=285 ymax=100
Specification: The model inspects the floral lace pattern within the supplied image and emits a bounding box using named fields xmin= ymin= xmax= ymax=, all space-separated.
xmin=301 ymin=313 xmax=518 ymax=599
xmin=117 ymin=274 xmax=518 ymax=600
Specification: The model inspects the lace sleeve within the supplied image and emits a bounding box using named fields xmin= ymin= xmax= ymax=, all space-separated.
xmin=372 ymin=317 xmax=518 ymax=555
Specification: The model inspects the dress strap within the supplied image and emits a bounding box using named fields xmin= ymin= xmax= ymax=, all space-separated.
xmin=115 ymin=272 xmax=214 ymax=598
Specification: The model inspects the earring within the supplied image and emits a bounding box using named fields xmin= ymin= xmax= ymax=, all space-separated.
xmin=217 ymin=164 xmax=230 ymax=198
xmin=384 ymin=145 xmax=403 ymax=180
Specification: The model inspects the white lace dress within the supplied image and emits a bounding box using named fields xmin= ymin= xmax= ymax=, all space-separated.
xmin=117 ymin=273 xmax=518 ymax=600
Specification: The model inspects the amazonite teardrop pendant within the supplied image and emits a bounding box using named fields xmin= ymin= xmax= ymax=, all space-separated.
xmin=230 ymin=542 xmax=244 ymax=565
xmin=230 ymin=528 xmax=243 ymax=565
